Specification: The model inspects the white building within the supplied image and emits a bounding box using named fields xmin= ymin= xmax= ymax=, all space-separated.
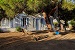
xmin=0 ymin=13 xmax=48 ymax=32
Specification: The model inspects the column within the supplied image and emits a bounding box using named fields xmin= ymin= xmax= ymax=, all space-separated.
xmin=13 ymin=18 xmax=15 ymax=28
xmin=9 ymin=18 xmax=10 ymax=28
xmin=20 ymin=18 xmax=21 ymax=27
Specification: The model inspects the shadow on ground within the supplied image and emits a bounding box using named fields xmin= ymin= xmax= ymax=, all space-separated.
xmin=31 ymin=30 xmax=75 ymax=35
xmin=0 ymin=36 xmax=75 ymax=50
xmin=60 ymin=30 xmax=75 ymax=35
xmin=31 ymin=30 xmax=49 ymax=34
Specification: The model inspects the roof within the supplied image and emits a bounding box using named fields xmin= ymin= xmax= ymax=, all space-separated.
xmin=16 ymin=13 xmax=44 ymax=18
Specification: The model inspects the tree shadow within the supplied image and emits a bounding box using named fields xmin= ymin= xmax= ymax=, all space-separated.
xmin=0 ymin=36 xmax=75 ymax=50
xmin=71 ymin=30 xmax=75 ymax=33
xmin=60 ymin=30 xmax=75 ymax=35
xmin=31 ymin=30 xmax=75 ymax=36
xmin=31 ymin=30 xmax=49 ymax=34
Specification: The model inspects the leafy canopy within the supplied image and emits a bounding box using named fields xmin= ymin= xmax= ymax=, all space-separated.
xmin=0 ymin=0 xmax=75 ymax=18
xmin=62 ymin=0 xmax=75 ymax=10
xmin=0 ymin=0 xmax=25 ymax=17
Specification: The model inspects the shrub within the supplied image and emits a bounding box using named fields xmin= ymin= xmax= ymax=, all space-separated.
xmin=16 ymin=26 xmax=22 ymax=32
xmin=70 ymin=20 xmax=75 ymax=26
xmin=0 ymin=28 xmax=4 ymax=33
xmin=70 ymin=20 xmax=75 ymax=30
xmin=53 ymin=22 xmax=58 ymax=26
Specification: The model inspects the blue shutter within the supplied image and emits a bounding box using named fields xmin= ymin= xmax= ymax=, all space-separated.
xmin=41 ymin=18 xmax=44 ymax=27
xmin=27 ymin=18 xmax=29 ymax=27
xmin=33 ymin=18 xmax=36 ymax=28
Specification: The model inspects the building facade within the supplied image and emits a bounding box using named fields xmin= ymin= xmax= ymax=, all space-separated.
xmin=0 ymin=13 xmax=48 ymax=32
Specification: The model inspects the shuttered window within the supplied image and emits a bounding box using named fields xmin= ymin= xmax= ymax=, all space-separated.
xmin=33 ymin=18 xmax=36 ymax=28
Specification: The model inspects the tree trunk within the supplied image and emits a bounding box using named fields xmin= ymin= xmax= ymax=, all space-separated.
xmin=42 ymin=12 xmax=51 ymax=30
xmin=42 ymin=6 xmax=57 ymax=31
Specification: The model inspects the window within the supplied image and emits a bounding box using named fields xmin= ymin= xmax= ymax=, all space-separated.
xmin=41 ymin=18 xmax=44 ymax=27
xmin=33 ymin=18 xmax=36 ymax=28
xmin=27 ymin=18 xmax=29 ymax=27
xmin=23 ymin=18 xmax=26 ymax=26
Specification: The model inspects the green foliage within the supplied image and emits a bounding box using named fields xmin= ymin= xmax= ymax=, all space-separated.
xmin=27 ymin=0 xmax=48 ymax=13
xmin=0 ymin=0 xmax=75 ymax=18
xmin=26 ymin=0 xmax=60 ymax=14
xmin=27 ymin=0 xmax=39 ymax=12
xmin=54 ymin=22 xmax=58 ymax=26
xmin=16 ymin=26 xmax=22 ymax=32
xmin=59 ymin=0 xmax=75 ymax=21
xmin=70 ymin=20 xmax=75 ymax=26
xmin=0 ymin=0 xmax=26 ymax=17
xmin=62 ymin=0 xmax=75 ymax=10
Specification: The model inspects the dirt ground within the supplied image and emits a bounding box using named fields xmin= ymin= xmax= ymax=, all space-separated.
xmin=0 ymin=30 xmax=75 ymax=50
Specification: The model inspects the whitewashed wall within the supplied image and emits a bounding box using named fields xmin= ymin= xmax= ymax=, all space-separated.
xmin=0 ymin=13 xmax=48 ymax=31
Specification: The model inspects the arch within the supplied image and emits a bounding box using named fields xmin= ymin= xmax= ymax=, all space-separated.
xmin=1 ymin=18 xmax=9 ymax=28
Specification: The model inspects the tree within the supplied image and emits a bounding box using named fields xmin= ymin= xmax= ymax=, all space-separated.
xmin=0 ymin=0 xmax=75 ymax=31
xmin=59 ymin=0 xmax=75 ymax=21
xmin=0 ymin=0 xmax=58 ymax=30
xmin=0 ymin=0 xmax=26 ymax=17
xmin=62 ymin=0 xmax=75 ymax=10
xmin=58 ymin=0 xmax=75 ymax=31
xmin=0 ymin=8 xmax=6 ymax=20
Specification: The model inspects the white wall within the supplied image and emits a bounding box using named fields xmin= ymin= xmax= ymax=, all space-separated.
xmin=0 ymin=13 xmax=48 ymax=31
